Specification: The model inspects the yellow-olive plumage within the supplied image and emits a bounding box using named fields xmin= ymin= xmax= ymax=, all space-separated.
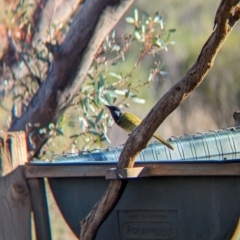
xmin=105 ymin=105 xmax=174 ymax=150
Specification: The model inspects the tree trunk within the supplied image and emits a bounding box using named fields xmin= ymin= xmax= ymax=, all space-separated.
xmin=9 ymin=0 xmax=134 ymax=158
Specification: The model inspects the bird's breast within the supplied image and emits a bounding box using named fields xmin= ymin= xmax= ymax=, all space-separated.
xmin=117 ymin=113 xmax=141 ymax=133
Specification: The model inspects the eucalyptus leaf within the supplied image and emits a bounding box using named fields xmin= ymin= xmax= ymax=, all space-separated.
xmin=134 ymin=8 xmax=138 ymax=22
xmin=99 ymin=96 xmax=109 ymax=105
xmin=102 ymin=132 xmax=111 ymax=143
xmin=55 ymin=128 xmax=64 ymax=136
xmin=94 ymin=80 xmax=98 ymax=92
xmin=125 ymin=16 xmax=135 ymax=24
xmin=70 ymin=134 xmax=80 ymax=139
xmin=84 ymin=98 xmax=89 ymax=112
xmin=109 ymin=72 xmax=122 ymax=79
xmin=153 ymin=14 xmax=160 ymax=23
xmin=89 ymin=104 xmax=96 ymax=113
xmin=135 ymin=30 xmax=142 ymax=41
xmin=163 ymin=46 xmax=168 ymax=51
xmin=155 ymin=39 xmax=165 ymax=48
xmin=160 ymin=71 xmax=170 ymax=76
xmin=105 ymin=89 xmax=115 ymax=97
xmin=95 ymin=109 xmax=104 ymax=123
xmin=79 ymin=117 xmax=88 ymax=127
xmin=148 ymin=73 xmax=153 ymax=81
xmin=159 ymin=19 xmax=164 ymax=29
xmin=104 ymin=93 xmax=112 ymax=104
xmin=131 ymin=97 xmax=146 ymax=104
xmin=93 ymin=97 xmax=100 ymax=107
xmin=111 ymin=30 xmax=115 ymax=39
xmin=87 ymin=119 xmax=96 ymax=129
xmin=79 ymin=117 xmax=87 ymax=132
xmin=88 ymin=130 xmax=100 ymax=136
xmin=114 ymin=89 xmax=126 ymax=95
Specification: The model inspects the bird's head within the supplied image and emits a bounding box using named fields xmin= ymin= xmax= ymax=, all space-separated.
xmin=105 ymin=105 xmax=122 ymax=123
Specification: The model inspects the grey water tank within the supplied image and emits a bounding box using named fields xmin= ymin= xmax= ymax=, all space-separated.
xmin=30 ymin=127 xmax=240 ymax=239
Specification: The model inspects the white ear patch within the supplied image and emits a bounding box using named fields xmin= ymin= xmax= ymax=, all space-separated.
xmin=115 ymin=110 xmax=121 ymax=117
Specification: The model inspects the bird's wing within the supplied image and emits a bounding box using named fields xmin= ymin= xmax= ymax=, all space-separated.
xmin=118 ymin=112 xmax=141 ymax=132
xmin=119 ymin=112 xmax=174 ymax=150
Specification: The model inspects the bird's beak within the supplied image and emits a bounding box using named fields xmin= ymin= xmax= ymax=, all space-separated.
xmin=104 ymin=105 xmax=110 ymax=108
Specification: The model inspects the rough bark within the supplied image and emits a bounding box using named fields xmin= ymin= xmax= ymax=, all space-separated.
xmin=80 ymin=1 xmax=240 ymax=239
xmin=9 ymin=0 xmax=134 ymax=157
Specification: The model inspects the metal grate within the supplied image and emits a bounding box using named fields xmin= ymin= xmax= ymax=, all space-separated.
xmin=34 ymin=127 xmax=240 ymax=163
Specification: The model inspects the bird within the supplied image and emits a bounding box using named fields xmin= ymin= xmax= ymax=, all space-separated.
xmin=105 ymin=105 xmax=174 ymax=150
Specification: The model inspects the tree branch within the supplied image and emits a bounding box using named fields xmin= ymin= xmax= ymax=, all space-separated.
xmin=80 ymin=0 xmax=240 ymax=239
xmin=9 ymin=0 xmax=134 ymax=157
xmin=118 ymin=0 xmax=240 ymax=168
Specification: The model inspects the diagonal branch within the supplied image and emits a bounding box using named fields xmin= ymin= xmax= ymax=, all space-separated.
xmin=80 ymin=0 xmax=240 ymax=239
xmin=118 ymin=0 xmax=240 ymax=168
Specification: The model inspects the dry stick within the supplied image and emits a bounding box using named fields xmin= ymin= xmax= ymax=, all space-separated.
xmin=80 ymin=1 xmax=240 ymax=239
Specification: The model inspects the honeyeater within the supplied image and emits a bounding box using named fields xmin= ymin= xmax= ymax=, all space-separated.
xmin=105 ymin=105 xmax=174 ymax=150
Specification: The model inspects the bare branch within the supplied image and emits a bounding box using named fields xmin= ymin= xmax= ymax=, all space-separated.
xmin=118 ymin=0 xmax=240 ymax=168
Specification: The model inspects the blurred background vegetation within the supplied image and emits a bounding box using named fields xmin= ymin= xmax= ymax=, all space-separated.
xmin=1 ymin=0 xmax=240 ymax=238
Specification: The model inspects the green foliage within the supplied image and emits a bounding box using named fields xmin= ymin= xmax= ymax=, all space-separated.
xmin=0 ymin=6 xmax=175 ymax=158
xmin=53 ymin=9 xmax=175 ymax=155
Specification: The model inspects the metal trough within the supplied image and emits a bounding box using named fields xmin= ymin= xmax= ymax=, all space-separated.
xmin=28 ymin=127 xmax=240 ymax=239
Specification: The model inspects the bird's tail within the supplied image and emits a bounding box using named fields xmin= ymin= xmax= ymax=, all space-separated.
xmin=153 ymin=134 xmax=174 ymax=150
